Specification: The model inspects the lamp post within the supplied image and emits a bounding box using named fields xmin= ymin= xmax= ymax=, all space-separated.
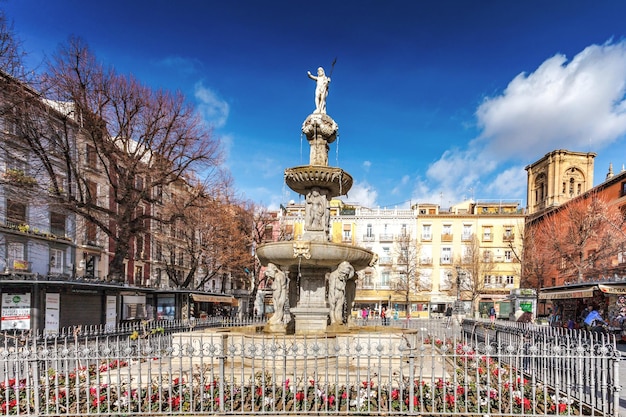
xmin=455 ymin=266 xmax=462 ymax=313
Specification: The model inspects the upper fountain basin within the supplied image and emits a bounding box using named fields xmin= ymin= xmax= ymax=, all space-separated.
xmin=284 ymin=166 xmax=353 ymax=197
xmin=256 ymin=241 xmax=375 ymax=271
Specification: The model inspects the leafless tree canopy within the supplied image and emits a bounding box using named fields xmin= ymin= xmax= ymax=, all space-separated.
xmin=535 ymin=193 xmax=626 ymax=283
xmin=459 ymin=234 xmax=495 ymax=312
xmin=11 ymin=37 xmax=225 ymax=280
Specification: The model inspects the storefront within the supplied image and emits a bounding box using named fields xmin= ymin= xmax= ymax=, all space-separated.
xmin=540 ymin=282 xmax=626 ymax=336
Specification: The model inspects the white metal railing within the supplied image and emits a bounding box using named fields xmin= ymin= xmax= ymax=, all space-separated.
xmin=0 ymin=319 xmax=619 ymax=416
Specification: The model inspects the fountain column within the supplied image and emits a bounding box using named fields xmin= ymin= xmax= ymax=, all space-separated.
xmin=255 ymin=67 xmax=376 ymax=335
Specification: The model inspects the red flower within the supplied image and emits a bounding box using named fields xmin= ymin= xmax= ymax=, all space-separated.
xmin=404 ymin=396 xmax=419 ymax=406
xmin=456 ymin=385 xmax=465 ymax=395
xmin=445 ymin=393 xmax=455 ymax=406
xmin=362 ymin=380 xmax=374 ymax=388
xmin=309 ymin=379 xmax=315 ymax=386
xmin=284 ymin=379 xmax=290 ymax=389
xmin=341 ymin=391 xmax=347 ymax=399
xmin=169 ymin=395 xmax=181 ymax=409
xmin=391 ymin=388 xmax=400 ymax=400
xmin=295 ymin=391 xmax=305 ymax=402
xmin=256 ymin=386 xmax=263 ymax=396
xmin=326 ymin=395 xmax=335 ymax=406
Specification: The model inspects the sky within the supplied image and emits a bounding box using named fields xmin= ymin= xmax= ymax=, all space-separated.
xmin=4 ymin=0 xmax=626 ymax=210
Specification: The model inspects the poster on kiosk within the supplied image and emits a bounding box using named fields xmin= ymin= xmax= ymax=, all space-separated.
xmin=1 ymin=293 xmax=31 ymax=330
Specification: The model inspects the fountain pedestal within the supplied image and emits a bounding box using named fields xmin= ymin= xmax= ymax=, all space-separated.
xmin=289 ymin=266 xmax=329 ymax=334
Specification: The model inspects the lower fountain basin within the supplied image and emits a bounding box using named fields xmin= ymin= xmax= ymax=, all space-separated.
xmin=256 ymin=241 xmax=375 ymax=271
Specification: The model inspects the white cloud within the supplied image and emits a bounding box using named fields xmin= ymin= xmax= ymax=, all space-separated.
xmin=475 ymin=40 xmax=626 ymax=160
xmin=411 ymin=40 xmax=626 ymax=206
xmin=344 ymin=181 xmax=378 ymax=208
xmin=362 ymin=160 xmax=372 ymax=171
xmin=194 ymin=82 xmax=230 ymax=128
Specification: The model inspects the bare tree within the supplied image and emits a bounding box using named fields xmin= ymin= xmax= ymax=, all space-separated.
xmin=13 ymin=37 xmax=222 ymax=281
xmin=0 ymin=9 xmax=26 ymax=78
xmin=392 ymin=233 xmax=424 ymax=310
xmin=508 ymin=221 xmax=550 ymax=294
xmin=536 ymin=192 xmax=626 ymax=283
xmin=156 ymin=182 xmax=253 ymax=291
xmin=458 ymin=234 xmax=496 ymax=314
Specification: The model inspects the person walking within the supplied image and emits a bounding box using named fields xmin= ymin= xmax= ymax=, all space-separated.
xmin=381 ymin=306 xmax=388 ymax=326
xmin=489 ymin=306 xmax=496 ymax=323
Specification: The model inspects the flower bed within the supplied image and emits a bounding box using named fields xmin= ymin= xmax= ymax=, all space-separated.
xmin=0 ymin=342 xmax=584 ymax=416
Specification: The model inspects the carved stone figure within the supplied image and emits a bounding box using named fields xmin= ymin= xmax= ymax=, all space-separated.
xmin=265 ymin=263 xmax=287 ymax=325
xmin=305 ymin=188 xmax=327 ymax=231
xmin=307 ymin=67 xmax=330 ymax=114
xmin=327 ymin=261 xmax=354 ymax=324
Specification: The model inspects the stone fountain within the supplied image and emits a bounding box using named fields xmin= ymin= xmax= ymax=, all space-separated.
xmin=255 ymin=67 xmax=376 ymax=335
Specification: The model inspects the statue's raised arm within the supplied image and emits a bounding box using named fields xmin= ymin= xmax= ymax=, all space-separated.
xmin=308 ymin=67 xmax=330 ymax=114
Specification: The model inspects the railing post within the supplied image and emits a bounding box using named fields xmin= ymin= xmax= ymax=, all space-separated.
xmin=219 ymin=334 xmax=227 ymax=413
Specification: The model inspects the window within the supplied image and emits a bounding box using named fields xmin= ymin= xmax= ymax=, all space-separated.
xmin=505 ymin=275 xmax=514 ymax=285
xmin=86 ymin=144 xmax=97 ymax=168
xmin=135 ymin=176 xmax=144 ymax=190
xmin=85 ymin=221 xmax=98 ymax=245
xmin=50 ymin=212 xmax=66 ymax=237
xmin=178 ymin=251 xmax=184 ymax=266
xmin=86 ymin=180 xmax=98 ymax=205
xmin=441 ymin=247 xmax=452 ymax=264
xmin=504 ymin=250 xmax=512 ymax=262
xmin=400 ymin=224 xmax=407 ymax=236
xmin=483 ymin=250 xmax=493 ymax=262
xmin=343 ymin=224 xmax=352 ymax=241
xmin=7 ymin=242 xmax=25 ymax=270
xmin=366 ymin=224 xmax=373 ymax=237
xmin=155 ymin=242 xmax=162 ymax=262
xmin=50 ymin=248 xmax=64 ymax=274
xmin=6 ymin=199 xmax=26 ymax=226
xmin=422 ymin=224 xmax=432 ymax=240
xmin=503 ymin=226 xmax=514 ymax=241
xmin=482 ymin=226 xmax=492 ymax=241
xmin=495 ymin=275 xmax=503 ymax=285
xmin=154 ymin=184 xmax=163 ymax=203
xmin=381 ymin=271 xmax=390 ymax=287
xmin=420 ymin=245 xmax=432 ymax=264
xmin=462 ymin=224 xmax=472 ymax=240
xmin=136 ymin=235 xmax=144 ymax=259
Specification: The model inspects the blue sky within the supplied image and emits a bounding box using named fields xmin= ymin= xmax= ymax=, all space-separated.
xmin=5 ymin=1 xmax=626 ymax=210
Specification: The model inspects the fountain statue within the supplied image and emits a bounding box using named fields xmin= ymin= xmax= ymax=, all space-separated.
xmin=256 ymin=67 xmax=376 ymax=334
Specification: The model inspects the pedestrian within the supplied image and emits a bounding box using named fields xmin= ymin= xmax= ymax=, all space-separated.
xmin=381 ymin=306 xmax=388 ymax=326
xmin=361 ymin=307 xmax=368 ymax=323
xmin=489 ymin=306 xmax=496 ymax=323
xmin=444 ymin=304 xmax=453 ymax=328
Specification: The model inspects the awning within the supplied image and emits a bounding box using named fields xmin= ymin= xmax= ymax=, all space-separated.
xmin=598 ymin=284 xmax=626 ymax=295
xmin=539 ymin=286 xmax=596 ymax=300
xmin=191 ymin=294 xmax=233 ymax=303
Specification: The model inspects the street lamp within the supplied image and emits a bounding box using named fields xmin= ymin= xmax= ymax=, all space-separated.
xmin=455 ymin=266 xmax=462 ymax=313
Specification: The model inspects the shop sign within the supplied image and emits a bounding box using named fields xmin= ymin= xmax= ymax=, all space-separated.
xmin=44 ymin=293 xmax=60 ymax=336
xmin=105 ymin=296 xmax=117 ymax=331
xmin=598 ymin=284 xmax=626 ymax=294
xmin=1 ymin=293 xmax=31 ymax=330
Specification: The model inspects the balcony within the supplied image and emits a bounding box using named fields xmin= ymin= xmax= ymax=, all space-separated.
xmin=379 ymin=234 xmax=394 ymax=242
xmin=420 ymin=257 xmax=433 ymax=265
xmin=421 ymin=234 xmax=432 ymax=241
xmin=440 ymin=257 xmax=452 ymax=264
xmin=379 ymin=256 xmax=393 ymax=265
xmin=441 ymin=233 xmax=453 ymax=242
xmin=461 ymin=234 xmax=472 ymax=241
xmin=362 ymin=234 xmax=376 ymax=242
xmin=503 ymin=233 xmax=515 ymax=241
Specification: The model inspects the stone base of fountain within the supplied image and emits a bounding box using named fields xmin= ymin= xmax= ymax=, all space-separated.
xmin=289 ymin=305 xmax=330 ymax=335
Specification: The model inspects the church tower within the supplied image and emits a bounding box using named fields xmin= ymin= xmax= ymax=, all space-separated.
xmin=525 ymin=150 xmax=596 ymax=215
